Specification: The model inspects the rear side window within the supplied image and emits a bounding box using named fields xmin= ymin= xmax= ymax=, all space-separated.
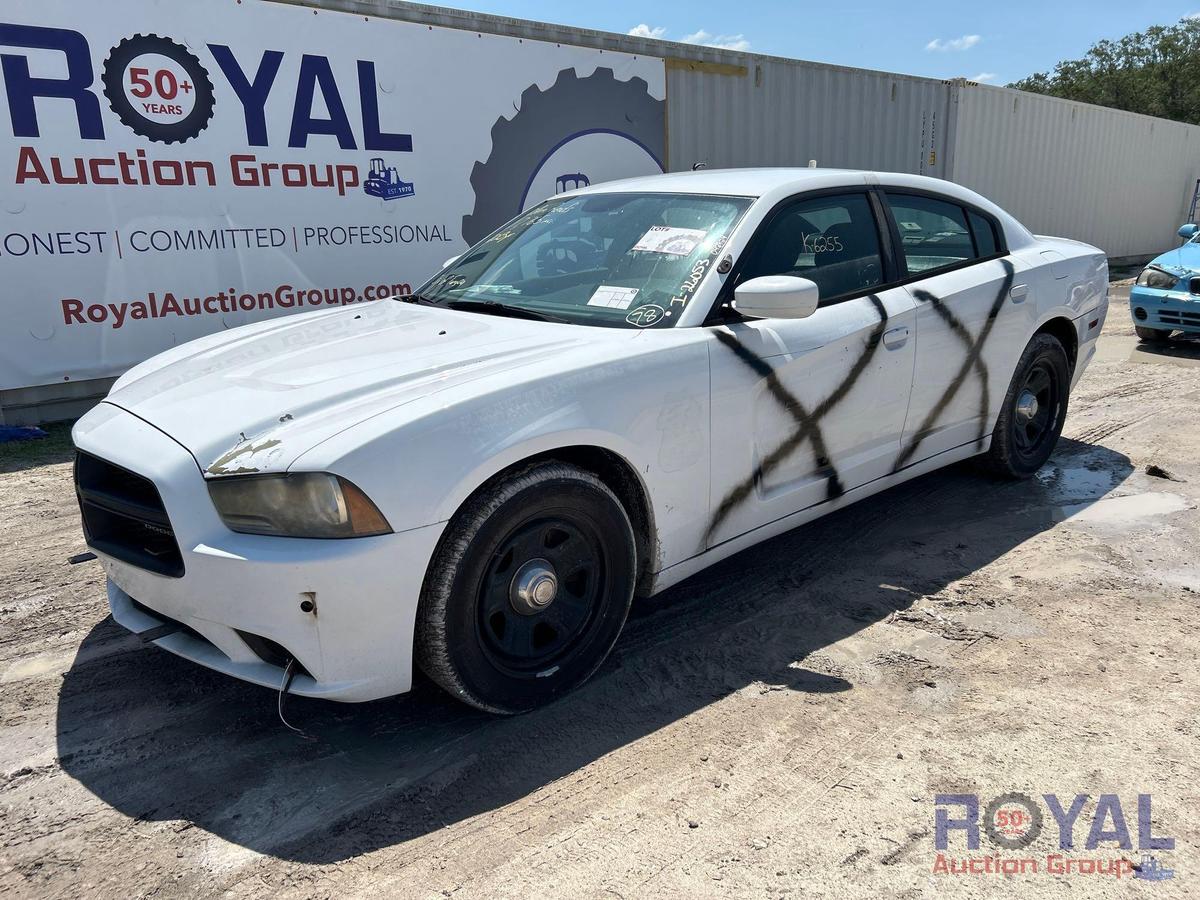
xmin=969 ymin=210 xmax=1000 ymax=257
xmin=740 ymin=193 xmax=884 ymax=304
xmin=887 ymin=194 xmax=975 ymax=275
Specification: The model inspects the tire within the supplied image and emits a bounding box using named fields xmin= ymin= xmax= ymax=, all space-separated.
xmin=981 ymin=333 xmax=1070 ymax=478
xmin=415 ymin=462 xmax=636 ymax=714
xmin=1135 ymin=325 xmax=1171 ymax=342
xmin=461 ymin=68 xmax=666 ymax=245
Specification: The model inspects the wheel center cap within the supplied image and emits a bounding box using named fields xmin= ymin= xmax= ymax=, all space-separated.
xmin=511 ymin=558 xmax=558 ymax=615
xmin=1016 ymin=390 xmax=1039 ymax=423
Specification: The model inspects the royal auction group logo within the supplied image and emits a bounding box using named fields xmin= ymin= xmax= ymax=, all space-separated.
xmin=101 ymin=34 xmax=216 ymax=144
xmin=933 ymin=792 xmax=1176 ymax=882
xmin=0 ymin=23 xmax=416 ymax=199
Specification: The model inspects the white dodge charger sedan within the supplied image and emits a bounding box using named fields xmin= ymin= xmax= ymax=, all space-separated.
xmin=73 ymin=169 xmax=1108 ymax=713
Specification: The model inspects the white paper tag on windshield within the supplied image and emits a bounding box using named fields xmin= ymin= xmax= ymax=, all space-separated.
xmin=632 ymin=225 xmax=709 ymax=256
xmin=461 ymin=283 xmax=521 ymax=296
xmin=587 ymin=285 xmax=641 ymax=309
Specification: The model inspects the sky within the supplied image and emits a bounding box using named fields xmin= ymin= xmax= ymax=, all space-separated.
xmin=428 ymin=1 xmax=1199 ymax=85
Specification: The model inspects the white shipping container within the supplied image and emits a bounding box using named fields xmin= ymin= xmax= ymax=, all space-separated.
xmin=296 ymin=0 xmax=1200 ymax=263
xmin=665 ymin=57 xmax=952 ymax=180
xmin=948 ymin=83 xmax=1200 ymax=261
xmin=3 ymin=0 xmax=1199 ymax=421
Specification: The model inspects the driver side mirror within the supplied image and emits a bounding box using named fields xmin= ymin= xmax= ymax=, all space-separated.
xmin=733 ymin=276 xmax=820 ymax=320
xmin=1179 ymin=224 xmax=1197 ymax=240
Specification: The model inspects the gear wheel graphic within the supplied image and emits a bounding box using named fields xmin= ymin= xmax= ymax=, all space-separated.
xmin=102 ymin=34 xmax=215 ymax=144
xmin=462 ymin=67 xmax=665 ymax=245
xmin=983 ymin=791 xmax=1044 ymax=850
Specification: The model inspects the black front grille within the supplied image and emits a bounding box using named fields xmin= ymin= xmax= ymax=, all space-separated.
xmin=1159 ymin=307 xmax=1200 ymax=327
xmin=75 ymin=452 xmax=184 ymax=577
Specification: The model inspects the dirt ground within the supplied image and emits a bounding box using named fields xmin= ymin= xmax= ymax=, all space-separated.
xmin=1 ymin=284 xmax=1197 ymax=899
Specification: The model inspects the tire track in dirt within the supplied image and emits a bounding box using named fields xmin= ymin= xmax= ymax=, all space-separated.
xmin=624 ymin=621 xmax=1020 ymax=893
xmin=1066 ymin=410 xmax=1155 ymax=445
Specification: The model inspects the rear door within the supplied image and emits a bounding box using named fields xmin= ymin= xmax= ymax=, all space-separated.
xmin=881 ymin=191 xmax=1032 ymax=469
xmin=705 ymin=190 xmax=917 ymax=548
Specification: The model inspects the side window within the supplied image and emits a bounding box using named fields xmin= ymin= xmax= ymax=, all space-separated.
xmin=968 ymin=210 xmax=1000 ymax=258
xmin=887 ymin=194 xmax=975 ymax=275
xmin=741 ymin=193 xmax=884 ymax=304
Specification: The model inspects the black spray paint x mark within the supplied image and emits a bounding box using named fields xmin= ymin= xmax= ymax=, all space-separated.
xmin=707 ymin=258 xmax=1015 ymax=545
xmin=893 ymin=259 xmax=1015 ymax=469
xmin=705 ymin=295 xmax=888 ymax=543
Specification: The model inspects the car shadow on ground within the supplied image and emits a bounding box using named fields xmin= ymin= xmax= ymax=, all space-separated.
xmin=56 ymin=437 xmax=1131 ymax=864
xmin=1131 ymin=333 xmax=1200 ymax=365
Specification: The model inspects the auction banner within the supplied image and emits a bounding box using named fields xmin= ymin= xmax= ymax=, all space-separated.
xmin=0 ymin=0 xmax=666 ymax=390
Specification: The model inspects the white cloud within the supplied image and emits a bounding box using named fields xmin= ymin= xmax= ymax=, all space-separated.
xmin=970 ymin=72 xmax=997 ymax=83
xmin=628 ymin=23 xmax=667 ymax=39
xmin=681 ymin=29 xmax=752 ymax=51
xmin=626 ymin=24 xmax=752 ymax=51
xmin=926 ymin=34 xmax=981 ymax=52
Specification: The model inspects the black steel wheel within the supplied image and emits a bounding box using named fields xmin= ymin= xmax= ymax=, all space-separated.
xmin=415 ymin=462 xmax=636 ymax=714
xmin=982 ymin=333 xmax=1070 ymax=478
xmin=477 ymin=516 xmax=605 ymax=675
xmin=1009 ymin=360 xmax=1059 ymax=461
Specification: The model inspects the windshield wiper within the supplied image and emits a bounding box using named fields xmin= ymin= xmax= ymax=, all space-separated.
xmin=397 ymin=293 xmax=441 ymax=307
xmin=445 ymin=299 xmax=569 ymax=324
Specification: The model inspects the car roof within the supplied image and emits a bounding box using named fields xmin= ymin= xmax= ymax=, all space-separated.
xmin=579 ymin=167 xmax=861 ymax=197
xmin=579 ymin=167 xmax=992 ymax=206
xmin=575 ymin=167 xmax=1037 ymax=249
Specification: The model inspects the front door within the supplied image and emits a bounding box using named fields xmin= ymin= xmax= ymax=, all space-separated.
xmin=706 ymin=191 xmax=917 ymax=549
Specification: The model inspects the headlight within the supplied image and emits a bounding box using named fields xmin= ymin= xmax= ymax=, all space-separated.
xmin=208 ymin=473 xmax=391 ymax=538
xmin=1136 ymin=267 xmax=1179 ymax=290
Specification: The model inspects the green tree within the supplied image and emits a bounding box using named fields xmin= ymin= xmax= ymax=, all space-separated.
xmin=1009 ymin=17 xmax=1200 ymax=124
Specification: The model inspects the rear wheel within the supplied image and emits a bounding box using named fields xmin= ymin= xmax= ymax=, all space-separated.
xmin=415 ymin=462 xmax=636 ymax=714
xmin=1135 ymin=325 xmax=1171 ymax=342
xmin=982 ymin=333 xmax=1070 ymax=478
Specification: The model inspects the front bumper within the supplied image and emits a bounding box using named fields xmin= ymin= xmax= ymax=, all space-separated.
xmin=74 ymin=402 xmax=445 ymax=702
xmin=1129 ymin=286 xmax=1200 ymax=333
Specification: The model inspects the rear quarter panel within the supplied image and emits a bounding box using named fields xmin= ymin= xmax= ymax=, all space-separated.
xmin=1018 ymin=237 xmax=1109 ymax=383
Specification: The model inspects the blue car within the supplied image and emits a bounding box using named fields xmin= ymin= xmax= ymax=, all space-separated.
xmin=1130 ymin=224 xmax=1200 ymax=341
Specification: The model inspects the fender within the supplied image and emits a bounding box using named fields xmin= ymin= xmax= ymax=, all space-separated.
xmin=289 ymin=335 xmax=710 ymax=569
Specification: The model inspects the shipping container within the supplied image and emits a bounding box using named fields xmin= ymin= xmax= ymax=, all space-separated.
xmin=948 ymin=82 xmax=1200 ymax=260
xmin=292 ymin=0 xmax=1199 ymax=263
xmin=3 ymin=0 xmax=1198 ymax=422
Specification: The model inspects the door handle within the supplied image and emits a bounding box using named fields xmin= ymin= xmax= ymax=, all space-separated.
xmin=1010 ymin=284 xmax=1029 ymax=303
xmin=882 ymin=326 xmax=909 ymax=349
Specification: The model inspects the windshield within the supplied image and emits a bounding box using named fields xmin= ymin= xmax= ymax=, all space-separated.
xmin=414 ymin=192 xmax=752 ymax=328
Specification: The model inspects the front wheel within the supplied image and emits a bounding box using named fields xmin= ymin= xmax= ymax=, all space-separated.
xmin=1135 ymin=325 xmax=1171 ymax=343
xmin=981 ymin=333 xmax=1070 ymax=478
xmin=415 ymin=461 xmax=636 ymax=714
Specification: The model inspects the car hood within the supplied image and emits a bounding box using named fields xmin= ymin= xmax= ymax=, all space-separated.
xmin=106 ymin=301 xmax=616 ymax=475
xmin=1149 ymin=241 xmax=1200 ymax=277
